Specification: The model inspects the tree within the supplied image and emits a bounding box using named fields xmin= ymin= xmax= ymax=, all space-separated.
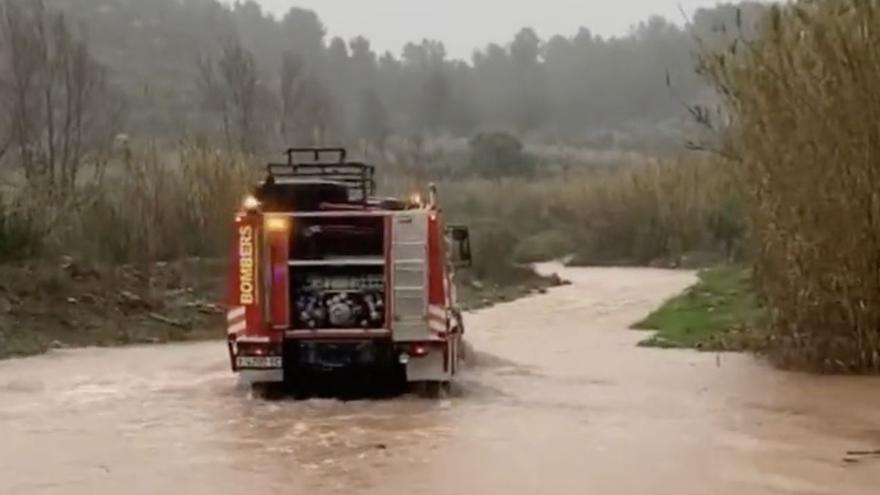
xmin=421 ymin=68 xmax=450 ymax=133
xmin=509 ymin=28 xmax=548 ymax=132
xmin=279 ymin=50 xmax=304 ymax=140
xmin=510 ymin=28 xmax=541 ymax=68
xmin=468 ymin=132 xmax=535 ymax=178
xmin=356 ymin=88 xmax=390 ymax=148
xmin=400 ymin=40 xmax=452 ymax=133
xmin=197 ymin=37 xmax=260 ymax=153
xmin=296 ymin=76 xmax=341 ymax=145
xmin=278 ymin=50 xmax=341 ymax=145
xmin=34 ymin=0 xmax=747 ymax=146
xmin=349 ymin=36 xmax=377 ymax=81
xmin=0 ymin=0 xmax=121 ymax=196
xmin=279 ymin=7 xmax=326 ymax=63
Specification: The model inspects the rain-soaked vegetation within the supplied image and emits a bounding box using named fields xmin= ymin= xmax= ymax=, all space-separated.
xmin=0 ymin=0 xmax=877 ymax=372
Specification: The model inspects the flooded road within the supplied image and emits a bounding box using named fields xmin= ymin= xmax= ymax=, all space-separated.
xmin=1 ymin=266 xmax=878 ymax=495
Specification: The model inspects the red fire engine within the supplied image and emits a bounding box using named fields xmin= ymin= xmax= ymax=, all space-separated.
xmin=226 ymin=148 xmax=472 ymax=396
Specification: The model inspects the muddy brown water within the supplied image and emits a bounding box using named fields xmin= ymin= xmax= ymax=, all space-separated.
xmin=1 ymin=265 xmax=878 ymax=495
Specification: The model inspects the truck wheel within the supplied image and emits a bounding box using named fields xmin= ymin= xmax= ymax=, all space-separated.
xmin=251 ymin=383 xmax=283 ymax=400
xmin=414 ymin=381 xmax=446 ymax=399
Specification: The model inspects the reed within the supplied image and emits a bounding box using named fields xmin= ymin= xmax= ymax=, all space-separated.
xmin=698 ymin=0 xmax=880 ymax=371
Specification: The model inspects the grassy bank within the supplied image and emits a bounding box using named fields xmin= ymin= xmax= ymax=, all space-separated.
xmin=633 ymin=266 xmax=763 ymax=351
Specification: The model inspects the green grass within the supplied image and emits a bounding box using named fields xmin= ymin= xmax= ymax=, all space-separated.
xmin=633 ymin=265 xmax=763 ymax=350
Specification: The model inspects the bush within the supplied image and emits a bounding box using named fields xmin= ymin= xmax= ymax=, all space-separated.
xmin=468 ymin=132 xmax=535 ymax=178
xmin=0 ymin=196 xmax=41 ymax=261
xmin=468 ymin=223 xmax=535 ymax=285
xmin=513 ymin=230 xmax=575 ymax=263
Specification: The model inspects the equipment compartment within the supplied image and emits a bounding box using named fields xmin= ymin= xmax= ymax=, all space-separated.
xmin=290 ymin=266 xmax=387 ymax=330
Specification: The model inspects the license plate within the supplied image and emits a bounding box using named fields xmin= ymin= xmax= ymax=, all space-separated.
xmin=236 ymin=356 xmax=282 ymax=369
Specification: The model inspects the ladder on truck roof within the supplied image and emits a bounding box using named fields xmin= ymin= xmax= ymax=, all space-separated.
xmin=266 ymin=147 xmax=376 ymax=203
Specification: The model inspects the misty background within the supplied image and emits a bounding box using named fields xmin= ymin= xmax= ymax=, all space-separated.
xmin=17 ymin=0 xmax=766 ymax=156
xmin=255 ymin=0 xmax=726 ymax=60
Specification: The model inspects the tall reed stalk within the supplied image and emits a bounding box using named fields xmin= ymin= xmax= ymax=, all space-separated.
xmin=699 ymin=0 xmax=880 ymax=371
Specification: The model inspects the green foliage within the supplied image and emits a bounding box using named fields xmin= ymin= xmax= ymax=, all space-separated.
xmin=635 ymin=266 xmax=762 ymax=350
xmin=0 ymin=197 xmax=41 ymax=261
xmin=468 ymin=132 xmax=535 ymax=178
xmin=706 ymin=195 xmax=747 ymax=261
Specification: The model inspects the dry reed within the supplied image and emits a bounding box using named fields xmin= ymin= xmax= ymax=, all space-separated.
xmin=439 ymin=156 xmax=740 ymax=269
xmin=4 ymin=142 xmax=257 ymax=264
xmin=699 ymin=0 xmax=880 ymax=371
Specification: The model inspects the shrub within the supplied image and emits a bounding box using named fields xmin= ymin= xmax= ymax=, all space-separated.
xmin=468 ymin=223 xmax=536 ymax=285
xmin=0 ymin=195 xmax=41 ymax=261
xmin=468 ymin=132 xmax=535 ymax=178
xmin=513 ymin=230 xmax=575 ymax=263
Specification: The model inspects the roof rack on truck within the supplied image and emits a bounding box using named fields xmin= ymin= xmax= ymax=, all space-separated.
xmin=265 ymin=147 xmax=376 ymax=204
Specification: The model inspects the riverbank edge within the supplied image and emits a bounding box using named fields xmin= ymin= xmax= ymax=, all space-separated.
xmin=0 ymin=259 xmax=565 ymax=360
xmin=631 ymin=265 xmax=764 ymax=351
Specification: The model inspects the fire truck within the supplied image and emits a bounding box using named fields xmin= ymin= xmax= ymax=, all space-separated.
xmin=226 ymin=148 xmax=472 ymax=396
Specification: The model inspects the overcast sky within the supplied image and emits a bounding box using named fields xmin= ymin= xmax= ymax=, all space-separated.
xmin=256 ymin=0 xmax=724 ymax=60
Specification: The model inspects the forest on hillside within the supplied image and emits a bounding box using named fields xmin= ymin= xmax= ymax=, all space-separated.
xmin=5 ymin=0 xmax=766 ymax=154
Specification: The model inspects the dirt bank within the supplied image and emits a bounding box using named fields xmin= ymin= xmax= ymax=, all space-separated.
xmin=0 ymin=257 xmax=561 ymax=358
xmin=0 ymin=258 xmax=227 ymax=358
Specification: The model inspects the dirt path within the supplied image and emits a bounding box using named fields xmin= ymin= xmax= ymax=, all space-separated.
xmin=1 ymin=266 xmax=878 ymax=495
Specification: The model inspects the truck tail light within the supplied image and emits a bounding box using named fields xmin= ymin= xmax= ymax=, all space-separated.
xmin=398 ymin=343 xmax=431 ymax=365
xmin=238 ymin=343 xmax=281 ymax=357
xmin=411 ymin=343 xmax=430 ymax=357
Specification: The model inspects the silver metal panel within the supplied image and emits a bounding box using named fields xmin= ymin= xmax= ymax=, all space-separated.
xmin=395 ymin=291 xmax=426 ymax=317
xmin=237 ymin=369 xmax=284 ymax=385
xmin=286 ymin=211 xmax=387 ymax=218
xmin=393 ymin=243 xmax=425 ymax=262
xmin=394 ymin=263 xmax=427 ymax=288
xmin=406 ymin=352 xmax=450 ymax=382
xmin=391 ymin=212 xmax=430 ymax=342
xmin=289 ymin=257 xmax=385 ymax=267
xmin=393 ymin=214 xmax=428 ymax=243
